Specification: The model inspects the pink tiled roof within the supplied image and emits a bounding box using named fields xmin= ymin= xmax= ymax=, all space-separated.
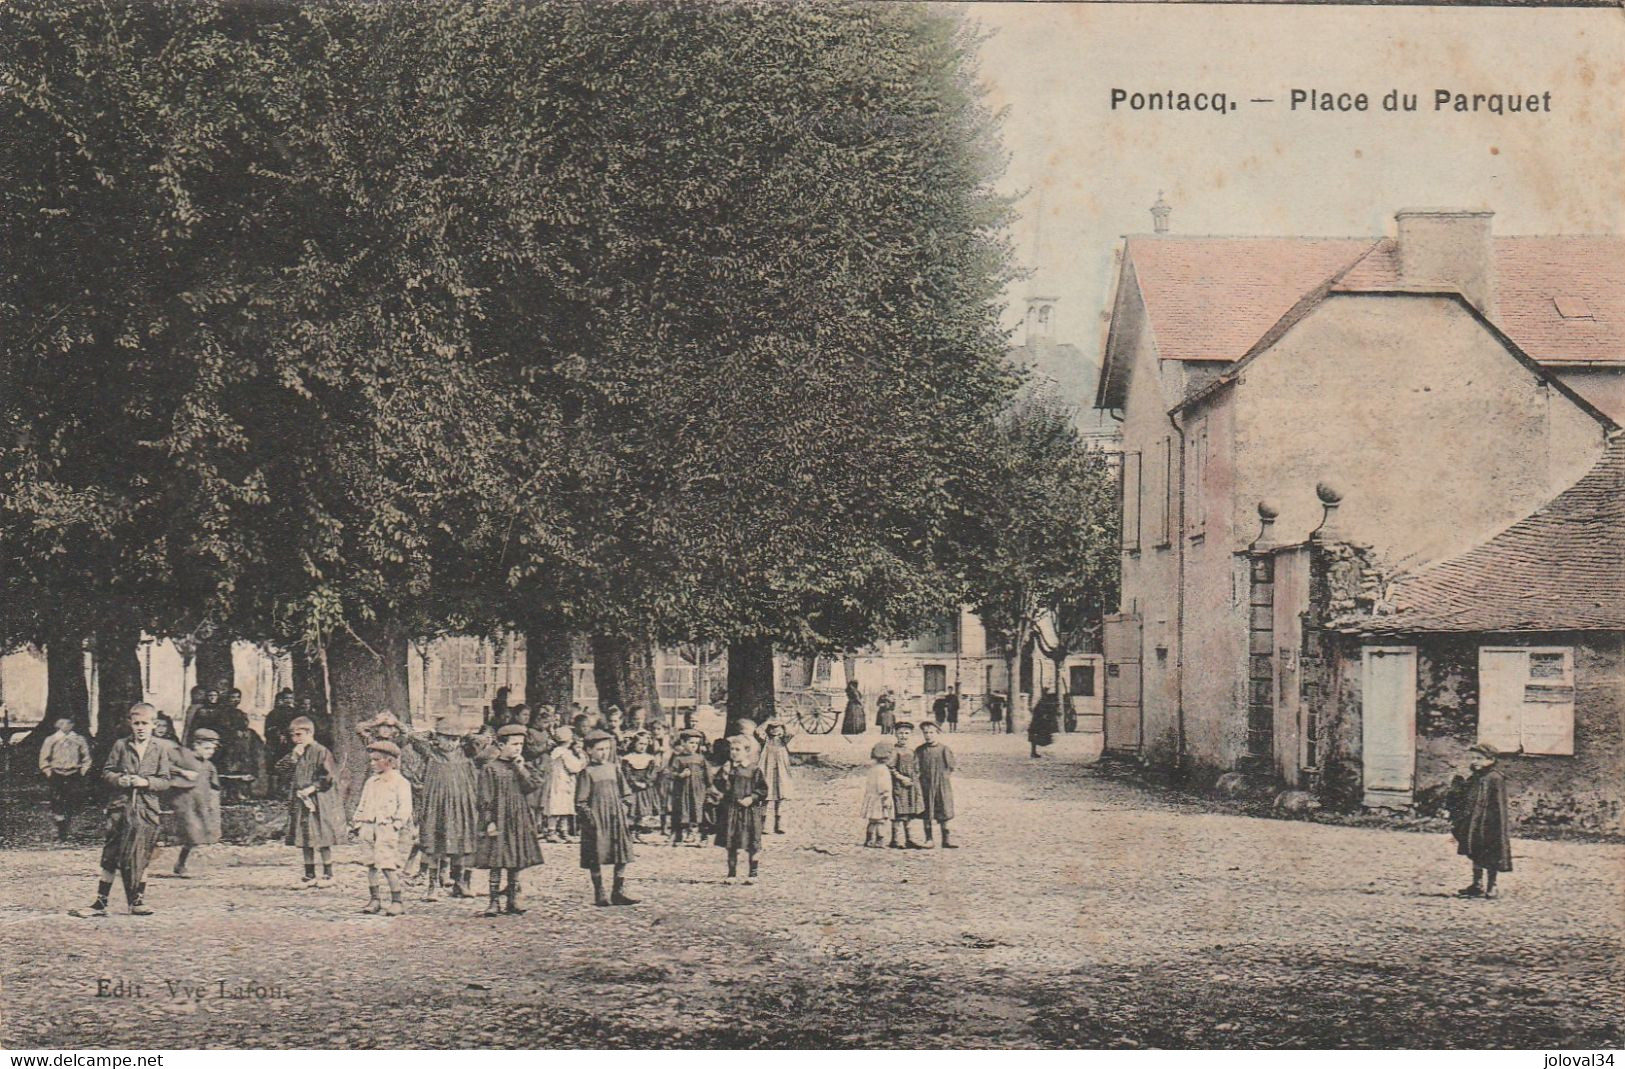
xmin=1127 ymin=234 xmax=1625 ymax=366
xmin=1126 ymin=237 xmax=1373 ymax=362
xmin=1353 ymin=437 xmax=1625 ymax=634
xmin=1338 ymin=237 xmax=1625 ymax=365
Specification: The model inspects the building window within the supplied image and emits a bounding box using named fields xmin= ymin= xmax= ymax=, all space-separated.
xmin=1069 ymin=664 xmax=1096 ymax=697
xmin=1186 ymin=419 xmax=1207 ymax=537
xmin=1154 ymin=436 xmax=1172 ymax=546
xmin=906 ymin=614 xmax=958 ymax=655
xmin=1477 ymin=647 xmax=1575 ymax=756
xmin=923 ymin=664 xmax=948 ymax=694
xmin=1121 ymin=450 xmax=1142 ymax=552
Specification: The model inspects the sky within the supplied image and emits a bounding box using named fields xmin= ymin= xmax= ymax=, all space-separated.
xmin=964 ymin=2 xmax=1625 ymax=406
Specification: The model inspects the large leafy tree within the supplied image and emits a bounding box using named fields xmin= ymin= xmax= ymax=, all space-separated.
xmin=957 ymin=391 xmax=1119 ymax=726
xmin=501 ymin=2 xmax=1021 ymax=722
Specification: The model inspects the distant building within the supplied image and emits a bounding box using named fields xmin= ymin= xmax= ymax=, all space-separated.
xmin=1009 ymin=294 xmax=1120 ymax=448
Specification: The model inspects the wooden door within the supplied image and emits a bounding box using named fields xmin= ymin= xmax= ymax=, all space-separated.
xmin=1361 ymin=646 xmax=1417 ymax=808
xmin=1102 ymin=614 xmax=1142 ymax=753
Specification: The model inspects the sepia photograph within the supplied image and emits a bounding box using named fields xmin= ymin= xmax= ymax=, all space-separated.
xmin=1 ymin=0 xmax=1621 ymax=1055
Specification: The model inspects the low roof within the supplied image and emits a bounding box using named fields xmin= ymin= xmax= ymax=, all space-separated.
xmin=1348 ymin=436 xmax=1625 ymax=635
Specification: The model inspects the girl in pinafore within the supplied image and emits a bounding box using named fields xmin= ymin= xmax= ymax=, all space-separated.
xmin=620 ymin=731 xmax=661 ymax=842
xmin=543 ymin=725 xmax=586 ymax=842
xmin=406 ymin=715 xmax=480 ymax=900
xmin=280 ymin=717 xmax=345 ymax=887
xmin=576 ymin=730 xmax=637 ymax=906
xmin=473 ymin=724 xmax=543 ymax=916
xmin=713 ymin=734 xmax=769 ymax=884
xmin=667 ymin=729 xmax=710 ymax=845
xmin=757 ymin=719 xmax=795 ymax=834
xmin=860 ymin=740 xmax=895 ymax=846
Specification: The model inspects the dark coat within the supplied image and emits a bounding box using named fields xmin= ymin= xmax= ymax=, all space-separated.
xmin=1029 ymin=694 xmax=1060 ymax=746
xmin=1458 ymin=766 xmax=1513 ymax=872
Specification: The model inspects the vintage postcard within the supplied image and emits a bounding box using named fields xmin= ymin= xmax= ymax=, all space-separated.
xmin=1 ymin=0 xmax=1620 ymax=1056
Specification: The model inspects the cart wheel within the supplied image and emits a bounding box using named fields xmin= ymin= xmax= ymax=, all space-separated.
xmin=806 ymin=706 xmax=839 ymax=735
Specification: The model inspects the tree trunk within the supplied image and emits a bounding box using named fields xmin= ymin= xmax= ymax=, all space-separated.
xmin=34 ymin=635 xmax=91 ymax=748
xmin=94 ymin=625 xmax=144 ymax=740
xmin=726 ymin=636 xmax=775 ymax=731
xmin=590 ymin=633 xmax=631 ymax=717
xmin=326 ymin=619 xmax=410 ymax=814
xmin=627 ymin=640 xmax=664 ymax=727
xmin=523 ymin=621 xmax=574 ymax=711
xmin=195 ymin=635 xmax=234 ymax=694
xmin=290 ymin=644 xmax=329 ymax=718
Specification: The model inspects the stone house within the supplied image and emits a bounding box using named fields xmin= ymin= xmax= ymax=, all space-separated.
xmin=1315 ymin=438 xmax=1624 ymax=830
xmin=1094 ymin=205 xmax=1621 ymax=782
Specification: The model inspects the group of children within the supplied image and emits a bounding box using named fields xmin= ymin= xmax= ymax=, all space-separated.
xmin=71 ymin=700 xmax=801 ymax=918
xmin=860 ymin=719 xmax=958 ymax=849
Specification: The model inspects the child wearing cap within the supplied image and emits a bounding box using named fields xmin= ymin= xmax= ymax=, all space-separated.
xmin=279 ymin=716 xmax=346 ymax=889
xmin=163 ymin=728 xmax=222 ymax=878
xmin=577 ymin=730 xmax=637 ymax=906
xmin=405 ymin=717 xmax=480 ymax=900
xmin=888 ymin=722 xmax=926 ymax=849
xmin=915 ymin=720 xmax=958 ymax=849
xmin=649 ymin=720 xmax=674 ymax=837
xmin=357 ymin=710 xmax=424 ymax=877
xmin=350 ymin=740 xmax=415 ymax=915
xmin=70 ymin=703 xmax=175 ymax=917
xmin=474 ymin=724 xmax=543 ymax=916
xmin=861 ymin=741 xmax=895 ymax=846
xmin=713 ymin=734 xmax=769 ymax=884
xmin=758 ymin=720 xmax=795 ymax=835
xmin=38 ymin=716 xmax=92 ymax=842
xmin=542 ymin=725 xmax=586 ymax=842
xmin=1453 ymin=743 xmax=1513 ymax=898
xmin=668 ymin=729 xmax=710 ymax=845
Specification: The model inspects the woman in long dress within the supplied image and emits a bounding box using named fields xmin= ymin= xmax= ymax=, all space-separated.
xmin=840 ymin=679 xmax=866 ymax=735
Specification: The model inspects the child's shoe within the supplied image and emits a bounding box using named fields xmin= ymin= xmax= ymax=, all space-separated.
xmin=129 ymin=902 xmax=155 ymax=916
xmin=1456 ymin=884 xmax=1484 ymax=898
xmin=384 ymin=898 xmax=404 ymax=916
xmin=296 ymin=876 xmax=318 ymax=890
xmin=315 ymin=875 xmax=335 ymax=889
xmin=610 ymin=878 xmax=638 ymax=906
xmin=70 ymin=898 xmax=109 ymax=919
xmin=360 ymin=897 xmax=383 ymax=914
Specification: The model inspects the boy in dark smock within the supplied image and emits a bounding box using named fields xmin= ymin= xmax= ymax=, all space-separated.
xmin=915 ymin=720 xmax=958 ymax=848
xmin=279 ymin=716 xmax=345 ymax=888
xmin=473 ymin=723 xmax=543 ymax=916
xmin=668 ymin=729 xmax=710 ymax=845
xmin=1452 ymin=743 xmax=1513 ymax=898
xmin=576 ymin=730 xmax=637 ymax=906
xmin=713 ymin=734 xmax=769 ymax=883
xmin=163 ymin=728 xmax=222 ymax=877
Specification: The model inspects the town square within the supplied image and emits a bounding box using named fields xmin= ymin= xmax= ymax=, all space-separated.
xmin=2 ymin=0 xmax=1622 ymax=1054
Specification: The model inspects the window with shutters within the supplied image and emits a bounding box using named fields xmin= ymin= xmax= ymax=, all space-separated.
xmin=1477 ymin=647 xmax=1575 ymax=756
xmin=1186 ymin=420 xmax=1208 ymax=538
xmin=1121 ymin=450 xmax=1142 ymax=552
xmin=1153 ymin=436 xmax=1172 ymax=547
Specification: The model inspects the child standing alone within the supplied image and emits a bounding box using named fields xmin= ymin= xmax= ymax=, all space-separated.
xmin=860 ymin=741 xmax=895 ymax=847
xmin=71 ymin=703 xmax=174 ymax=917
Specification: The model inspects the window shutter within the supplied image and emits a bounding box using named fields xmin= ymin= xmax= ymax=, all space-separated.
xmin=1520 ymin=649 xmax=1575 ymax=755
xmin=1476 ymin=648 xmax=1525 ymax=753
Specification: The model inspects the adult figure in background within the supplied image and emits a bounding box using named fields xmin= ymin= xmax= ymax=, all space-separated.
xmin=875 ymin=688 xmax=896 ymax=735
xmin=840 ymin=678 xmax=866 ymax=735
xmin=487 ymin=687 xmax=512 ymax=731
xmin=179 ymin=686 xmax=210 ymax=744
xmin=264 ymin=689 xmax=299 ymax=776
xmin=39 ymin=718 xmax=92 ymax=842
xmin=297 ymin=696 xmax=333 ymax=748
xmin=945 ymin=686 xmax=961 ymax=733
xmin=1028 ymin=688 xmax=1060 ymax=758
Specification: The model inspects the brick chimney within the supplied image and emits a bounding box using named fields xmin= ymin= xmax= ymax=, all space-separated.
xmin=1394 ymin=209 xmax=1495 ymax=316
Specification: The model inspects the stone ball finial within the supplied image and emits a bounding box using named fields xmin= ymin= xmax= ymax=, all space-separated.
xmin=1315 ymin=482 xmax=1343 ymax=506
xmin=1257 ymin=500 xmax=1280 ymax=521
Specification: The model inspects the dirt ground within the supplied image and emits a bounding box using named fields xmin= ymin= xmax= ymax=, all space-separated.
xmin=2 ymin=729 xmax=1620 ymax=1049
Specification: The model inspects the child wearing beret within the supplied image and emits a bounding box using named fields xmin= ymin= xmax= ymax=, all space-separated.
xmin=278 ymin=716 xmax=345 ymax=889
xmin=860 ymin=740 xmax=895 ymax=847
xmin=667 ymin=729 xmax=710 ymax=845
xmin=577 ymin=730 xmax=637 ymax=906
xmin=350 ymin=740 xmax=415 ymax=915
xmin=163 ymin=727 xmax=222 ymax=878
xmin=474 ymin=723 xmax=543 ymax=916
